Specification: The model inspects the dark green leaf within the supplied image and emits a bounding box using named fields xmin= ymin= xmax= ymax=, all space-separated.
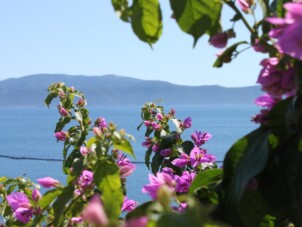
xmin=151 ymin=152 xmax=164 ymax=174
xmin=224 ymin=128 xmax=270 ymax=222
xmin=160 ymin=131 xmax=177 ymax=149
xmin=32 ymin=188 xmax=63 ymax=226
xmin=145 ymin=146 xmax=153 ymax=169
xmin=189 ymin=168 xmax=222 ymax=194
xmin=44 ymin=92 xmax=57 ymax=107
xmin=130 ymin=0 xmax=163 ymax=44
xmin=276 ymin=0 xmax=291 ymax=17
xmin=53 ymin=185 xmax=75 ymax=226
xmin=180 ymin=141 xmax=194 ymax=155
xmin=94 ymin=159 xmax=123 ymax=220
xmin=213 ymin=41 xmax=247 ymax=68
xmin=112 ymin=0 xmax=130 ymax=22
xmin=55 ymin=116 xmax=71 ymax=132
xmin=170 ymin=0 xmax=222 ymax=46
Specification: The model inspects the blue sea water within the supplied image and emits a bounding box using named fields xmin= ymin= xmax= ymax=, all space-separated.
xmin=0 ymin=105 xmax=259 ymax=203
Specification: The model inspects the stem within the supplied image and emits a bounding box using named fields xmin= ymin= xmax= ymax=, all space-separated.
xmin=223 ymin=0 xmax=256 ymax=36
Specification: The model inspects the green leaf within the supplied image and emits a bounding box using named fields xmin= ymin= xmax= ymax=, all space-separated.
xmin=86 ymin=137 xmax=98 ymax=148
xmin=112 ymin=0 xmax=130 ymax=22
xmin=145 ymin=146 xmax=153 ymax=169
xmin=53 ymin=185 xmax=75 ymax=226
xmin=179 ymin=141 xmax=194 ymax=155
xmin=44 ymin=92 xmax=57 ymax=107
xmin=55 ymin=116 xmax=71 ymax=132
xmin=151 ymin=151 xmax=164 ymax=174
xmin=189 ymin=168 xmax=222 ymax=194
xmin=94 ymin=159 xmax=123 ymax=220
xmin=224 ymin=128 xmax=270 ymax=222
xmin=0 ymin=177 xmax=7 ymax=183
xmin=130 ymin=0 xmax=163 ymax=45
xmin=32 ymin=188 xmax=63 ymax=226
xmin=275 ymin=0 xmax=291 ymax=17
xmin=213 ymin=41 xmax=247 ymax=68
xmin=113 ymin=138 xmax=136 ymax=159
xmin=170 ymin=0 xmax=222 ymax=46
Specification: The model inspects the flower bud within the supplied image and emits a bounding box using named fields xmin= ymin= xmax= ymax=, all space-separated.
xmin=54 ymin=131 xmax=68 ymax=141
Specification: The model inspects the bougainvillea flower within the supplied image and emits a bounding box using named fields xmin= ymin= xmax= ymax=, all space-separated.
xmin=77 ymin=170 xmax=94 ymax=188
xmin=31 ymin=188 xmax=42 ymax=202
xmin=98 ymin=117 xmax=107 ymax=131
xmin=190 ymin=146 xmax=215 ymax=167
xmin=121 ymin=197 xmax=138 ymax=212
xmin=83 ymin=194 xmax=109 ymax=226
xmin=251 ymin=109 xmax=270 ymax=124
xmin=209 ymin=32 xmax=229 ymax=48
xmin=159 ymin=148 xmax=172 ymax=157
xmin=236 ymin=0 xmax=254 ymax=13
xmin=58 ymin=106 xmax=69 ymax=117
xmin=175 ymin=171 xmax=196 ymax=193
xmin=191 ymin=130 xmax=212 ymax=147
xmin=156 ymin=112 xmax=164 ymax=121
xmin=120 ymin=165 xmax=135 ymax=178
xmin=172 ymin=153 xmax=190 ymax=168
xmin=266 ymin=3 xmax=302 ymax=60
xmin=181 ymin=117 xmax=192 ymax=129
xmin=142 ymin=137 xmax=152 ymax=148
xmin=54 ymin=131 xmax=68 ymax=141
xmin=254 ymin=94 xmax=281 ymax=110
xmin=256 ymin=58 xmax=295 ymax=96
xmin=253 ymin=39 xmax=268 ymax=53
xmin=37 ymin=177 xmax=60 ymax=188
xmin=80 ymin=146 xmax=90 ymax=156
xmin=6 ymin=192 xmax=33 ymax=224
xmin=142 ymin=172 xmax=175 ymax=199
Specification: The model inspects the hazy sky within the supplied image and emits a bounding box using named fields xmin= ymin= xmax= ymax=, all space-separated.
xmin=0 ymin=1 xmax=266 ymax=87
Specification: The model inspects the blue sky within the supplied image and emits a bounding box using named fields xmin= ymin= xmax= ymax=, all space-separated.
xmin=0 ymin=0 xmax=266 ymax=87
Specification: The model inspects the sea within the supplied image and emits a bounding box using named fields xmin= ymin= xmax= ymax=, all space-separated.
xmin=0 ymin=105 xmax=259 ymax=203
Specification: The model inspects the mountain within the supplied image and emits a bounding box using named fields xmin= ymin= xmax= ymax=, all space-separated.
xmin=0 ymin=74 xmax=262 ymax=107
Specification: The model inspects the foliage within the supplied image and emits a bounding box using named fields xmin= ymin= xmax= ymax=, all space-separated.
xmin=1 ymin=0 xmax=302 ymax=226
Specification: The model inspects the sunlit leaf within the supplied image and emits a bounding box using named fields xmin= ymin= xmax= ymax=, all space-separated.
xmin=113 ymin=138 xmax=136 ymax=159
xmin=189 ymin=168 xmax=222 ymax=194
xmin=94 ymin=159 xmax=123 ymax=220
xmin=170 ymin=0 xmax=222 ymax=46
xmin=130 ymin=0 xmax=162 ymax=44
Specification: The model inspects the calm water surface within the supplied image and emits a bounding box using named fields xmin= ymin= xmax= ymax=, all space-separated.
xmin=0 ymin=105 xmax=259 ymax=202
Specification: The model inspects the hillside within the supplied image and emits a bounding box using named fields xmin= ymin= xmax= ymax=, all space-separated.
xmin=0 ymin=74 xmax=262 ymax=107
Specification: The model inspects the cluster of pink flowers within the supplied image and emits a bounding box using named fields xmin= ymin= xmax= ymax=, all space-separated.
xmin=117 ymin=153 xmax=136 ymax=179
xmin=74 ymin=170 xmax=94 ymax=195
xmin=6 ymin=189 xmax=42 ymax=224
xmin=266 ymin=2 xmax=302 ymax=60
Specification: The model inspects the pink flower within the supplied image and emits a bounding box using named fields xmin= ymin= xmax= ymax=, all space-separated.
xmin=181 ymin=117 xmax=192 ymax=129
xmin=172 ymin=153 xmax=190 ymax=168
xmin=37 ymin=177 xmax=60 ymax=188
xmin=159 ymin=148 xmax=172 ymax=157
xmin=54 ymin=131 xmax=68 ymax=141
xmin=76 ymin=98 xmax=87 ymax=107
xmin=31 ymin=188 xmax=42 ymax=202
xmin=123 ymin=217 xmax=148 ymax=227
xmin=156 ymin=113 xmax=164 ymax=121
xmin=80 ymin=146 xmax=90 ymax=156
xmin=209 ymin=32 xmax=229 ymax=48
xmin=236 ymin=0 xmax=254 ymax=13
xmin=6 ymin=192 xmax=33 ymax=224
xmin=267 ymin=3 xmax=302 ymax=60
xmin=191 ymin=130 xmax=212 ymax=147
xmin=120 ymin=165 xmax=135 ymax=178
xmin=151 ymin=122 xmax=161 ymax=130
xmin=253 ymin=39 xmax=268 ymax=53
xmin=254 ymin=94 xmax=281 ymax=110
xmin=58 ymin=106 xmax=69 ymax=117
xmin=93 ymin=127 xmax=102 ymax=137
xmin=190 ymin=146 xmax=216 ymax=168
xmin=142 ymin=172 xmax=175 ymax=199
xmin=98 ymin=117 xmax=107 ymax=131
xmin=251 ymin=109 xmax=270 ymax=124
xmin=256 ymin=58 xmax=295 ymax=96
xmin=70 ymin=216 xmax=83 ymax=224
xmin=142 ymin=137 xmax=152 ymax=148
xmin=83 ymin=194 xmax=109 ymax=226
xmin=175 ymin=171 xmax=196 ymax=193
xmin=121 ymin=197 xmax=138 ymax=212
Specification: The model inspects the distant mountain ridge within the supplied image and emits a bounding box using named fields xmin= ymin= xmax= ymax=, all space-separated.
xmin=0 ymin=74 xmax=262 ymax=107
